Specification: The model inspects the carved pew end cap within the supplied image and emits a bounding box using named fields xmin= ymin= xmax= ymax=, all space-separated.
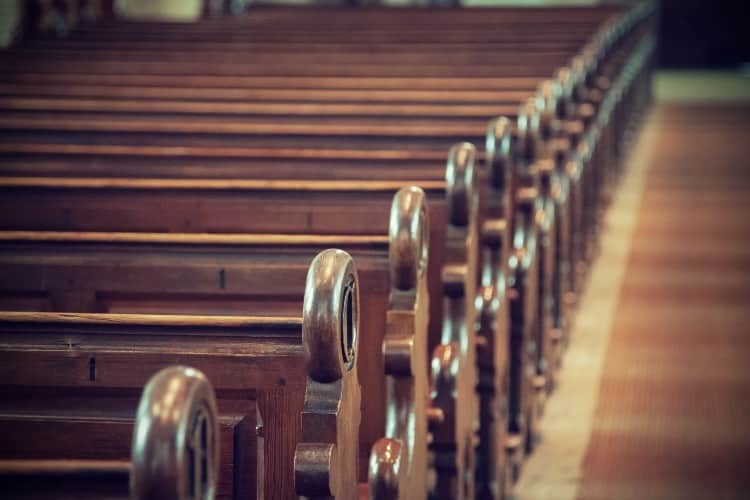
xmin=368 ymin=438 xmax=404 ymax=500
xmin=130 ymin=366 xmax=219 ymax=500
xmin=445 ymin=142 xmax=478 ymax=228
xmin=303 ymin=249 xmax=360 ymax=383
xmin=389 ymin=186 xmax=430 ymax=292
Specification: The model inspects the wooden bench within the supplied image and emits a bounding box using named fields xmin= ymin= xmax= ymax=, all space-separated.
xmin=2 ymin=5 xmax=640 ymax=82
xmin=0 ymin=147 xmax=491 ymax=498
xmin=0 ymin=72 xmax=652 ymax=490
xmin=0 ymin=42 xmax=651 ymax=244
xmin=0 ymin=183 xmax=441 ymax=492
xmin=0 ymin=96 xmax=588 ymax=411
xmin=0 ymin=102 xmax=583 ymax=453
xmin=0 ymin=7 xmax=652 ymax=316
xmin=0 ymin=249 xmax=365 ymax=499
xmin=0 ymin=365 xmax=220 ymax=499
xmin=0 ymin=147 xmax=539 ymax=498
xmin=0 ymin=54 xmax=648 ymax=500
xmin=0 ymin=3 xmax=657 ymax=498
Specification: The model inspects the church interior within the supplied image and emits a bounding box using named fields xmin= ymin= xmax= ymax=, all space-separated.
xmin=0 ymin=1 xmax=747 ymax=499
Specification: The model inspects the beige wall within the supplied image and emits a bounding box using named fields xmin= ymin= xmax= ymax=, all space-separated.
xmin=116 ymin=0 xmax=202 ymax=21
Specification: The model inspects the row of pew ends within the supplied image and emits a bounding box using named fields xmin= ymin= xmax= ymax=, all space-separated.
xmin=0 ymin=1 xmax=657 ymax=499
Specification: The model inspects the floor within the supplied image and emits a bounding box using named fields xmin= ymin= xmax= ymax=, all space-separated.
xmin=516 ymin=72 xmax=750 ymax=500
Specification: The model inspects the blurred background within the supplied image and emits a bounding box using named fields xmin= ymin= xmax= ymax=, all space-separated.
xmin=0 ymin=0 xmax=750 ymax=70
xmin=2 ymin=0 xmax=749 ymax=69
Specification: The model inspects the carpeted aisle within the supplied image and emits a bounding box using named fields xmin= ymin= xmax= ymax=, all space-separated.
xmin=575 ymin=102 xmax=750 ymax=500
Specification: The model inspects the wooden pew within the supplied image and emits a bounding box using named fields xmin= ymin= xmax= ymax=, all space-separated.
xmin=0 ymin=4 xmax=652 ymax=300
xmin=0 ymin=64 xmax=632 ymax=500
xmin=4 ymin=31 xmax=636 ymax=113
xmin=0 ymin=249 xmax=363 ymax=499
xmin=0 ymin=81 xmax=612 ymax=406
xmin=0 ymin=5 xmax=644 ymax=80
xmin=0 ymin=153 xmax=490 ymax=499
xmin=0 ymin=184 xmax=441 ymax=495
xmin=2 ymin=3 xmax=650 ymax=92
xmin=0 ymin=58 xmax=648 ymax=496
xmin=0 ymin=3 xmax=656 ymax=496
xmin=0 ymin=170 xmax=493 ymax=500
xmin=0 ymin=72 xmax=664 ymax=490
xmin=0 ymin=96 xmax=533 ymax=496
xmin=0 ymin=365 xmax=220 ymax=499
xmin=0 ymin=102 xmax=580 ymax=458
xmin=0 ymin=153 xmax=525 ymax=500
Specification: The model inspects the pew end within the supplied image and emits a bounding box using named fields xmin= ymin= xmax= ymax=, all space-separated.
xmin=367 ymin=438 xmax=404 ymax=500
xmin=131 ymin=365 xmax=220 ymax=500
xmin=382 ymin=185 xmax=432 ymax=499
xmin=296 ymin=249 xmax=362 ymax=499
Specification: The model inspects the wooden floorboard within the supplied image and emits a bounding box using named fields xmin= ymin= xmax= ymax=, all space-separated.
xmin=575 ymin=100 xmax=750 ymax=500
xmin=518 ymin=74 xmax=750 ymax=500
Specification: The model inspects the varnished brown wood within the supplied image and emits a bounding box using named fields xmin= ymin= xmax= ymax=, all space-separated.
xmin=0 ymin=3 xmax=658 ymax=499
xmin=430 ymin=143 xmax=480 ymax=500
xmin=0 ymin=185 xmax=438 ymax=495
xmin=377 ymin=187 xmax=432 ymax=499
xmin=0 ymin=250 xmax=363 ymax=499
xmin=0 ymin=365 xmax=220 ymax=500
xmin=296 ymin=249 xmax=361 ymax=499
xmin=0 ymin=19 xmax=652 ymax=354
xmin=0 ymin=145 xmax=486 ymax=497
xmin=131 ymin=365 xmax=220 ymax=499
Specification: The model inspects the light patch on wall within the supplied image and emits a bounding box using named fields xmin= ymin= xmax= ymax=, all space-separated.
xmin=116 ymin=0 xmax=202 ymax=21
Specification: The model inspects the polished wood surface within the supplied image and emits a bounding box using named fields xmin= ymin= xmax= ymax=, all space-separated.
xmin=0 ymin=250 xmax=363 ymax=499
xmin=0 ymin=2 xmax=656 ymax=499
xmin=0 ymin=365 xmax=221 ymax=500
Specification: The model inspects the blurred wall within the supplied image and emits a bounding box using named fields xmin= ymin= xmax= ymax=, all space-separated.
xmin=116 ymin=0 xmax=202 ymax=20
xmin=0 ymin=0 xmax=608 ymax=45
xmin=659 ymin=0 xmax=750 ymax=69
xmin=0 ymin=0 xmax=19 ymax=47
